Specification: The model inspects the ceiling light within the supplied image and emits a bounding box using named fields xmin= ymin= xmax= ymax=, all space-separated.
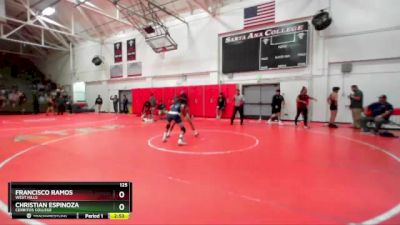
xmin=42 ymin=7 xmax=55 ymax=16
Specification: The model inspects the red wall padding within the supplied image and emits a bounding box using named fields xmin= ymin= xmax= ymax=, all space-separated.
xmin=188 ymin=85 xmax=204 ymax=117
xmin=131 ymin=84 xmax=237 ymax=118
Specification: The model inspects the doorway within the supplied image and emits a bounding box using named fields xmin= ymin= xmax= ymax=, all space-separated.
xmin=243 ymin=84 xmax=279 ymax=119
xmin=119 ymin=90 xmax=132 ymax=113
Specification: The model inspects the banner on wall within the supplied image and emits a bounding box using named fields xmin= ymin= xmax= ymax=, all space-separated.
xmin=127 ymin=39 xmax=136 ymax=61
xmin=127 ymin=62 xmax=142 ymax=77
xmin=110 ymin=64 xmax=123 ymax=79
xmin=114 ymin=42 xmax=122 ymax=63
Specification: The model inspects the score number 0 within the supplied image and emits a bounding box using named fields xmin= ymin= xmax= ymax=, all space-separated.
xmin=118 ymin=183 xmax=128 ymax=211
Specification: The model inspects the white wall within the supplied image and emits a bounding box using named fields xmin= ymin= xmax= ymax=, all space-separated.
xmin=328 ymin=59 xmax=400 ymax=123
xmin=35 ymin=0 xmax=400 ymax=121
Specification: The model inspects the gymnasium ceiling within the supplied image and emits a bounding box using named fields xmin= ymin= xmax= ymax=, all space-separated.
xmin=0 ymin=0 xmax=228 ymax=57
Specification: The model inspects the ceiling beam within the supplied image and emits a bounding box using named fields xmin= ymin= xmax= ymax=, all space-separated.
xmin=147 ymin=0 xmax=187 ymax=25
xmin=0 ymin=49 xmax=41 ymax=58
xmin=16 ymin=0 xmax=72 ymax=47
xmin=65 ymin=0 xmax=132 ymax=26
xmin=0 ymin=35 xmax=69 ymax=51
xmin=3 ymin=18 xmax=38 ymax=38
xmin=185 ymin=0 xmax=194 ymax=14
xmin=76 ymin=6 xmax=102 ymax=38
xmin=0 ymin=15 xmax=88 ymax=40
xmin=192 ymin=0 xmax=214 ymax=16
xmin=39 ymin=16 xmax=72 ymax=32
xmin=9 ymin=0 xmax=72 ymax=32
xmin=3 ymin=23 xmax=48 ymax=56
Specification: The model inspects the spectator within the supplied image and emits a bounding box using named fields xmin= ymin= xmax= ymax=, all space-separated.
xmin=294 ymin=86 xmax=317 ymax=128
xmin=122 ymin=95 xmax=129 ymax=113
xmin=37 ymin=82 xmax=45 ymax=92
xmin=349 ymin=85 xmax=363 ymax=129
xmin=0 ymin=93 xmax=5 ymax=108
xmin=46 ymin=95 xmax=55 ymax=116
xmin=18 ymin=91 xmax=27 ymax=106
xmin=38 ymin=94 xmax=46 ymax=104
xmin=216 ymin=92 xmax=226 ymax=120
xmin=141 ymin=100 xmax=151 ymax=121
xmin=361 ymin=95 xmax=393 ymax=133
xmin=157 ymin=101 xmax=167 ymax=119
xmin=149 ymin=93 xmax=157 ymax=119
xmin=95 ymin=95 xmax=103 ymax=113
xmin=65 ymin=96 xmax=72 ymax=114
xmin=8 ymin=90 xmax=19 ymax=108
xmin=57 ymin=95 xmax=65 ymax=115
xmin=110 ymin=95 xmax=119 ymax=113
xmin=33 ymin=94 xmax=40 ymax=114
xmin=268 ymin=89 xmax=285 ymax=125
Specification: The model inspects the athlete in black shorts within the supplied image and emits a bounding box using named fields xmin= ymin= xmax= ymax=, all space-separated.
xmin=327 ymin=87 xmax=340 ymax=128
xmin=169 ymin=91 xmax=199 ymax=136
xmin=163 ymin=98 xmax=187 ymax=145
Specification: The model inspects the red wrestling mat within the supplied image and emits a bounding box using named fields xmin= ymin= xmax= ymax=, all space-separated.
xmin=0 ymin=113 xmax=399 ymax=225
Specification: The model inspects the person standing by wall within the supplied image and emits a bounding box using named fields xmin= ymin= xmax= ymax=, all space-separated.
xmin=327 ymin=87 xmax=340 ymax=128
xmin=231 ymin=89 xmax=245 ymax=125
xmin=57 ymin=94 xmax=65 ymax=115
xmin=65 ymin=96 xmax=72 ymax=114
xmin=95 ymin=95 xmax=103 ymax=113
xmin=46 ymin=95 xmax=55 ymax=116
xmin=267 ymin=89 xmax=285 ymax=125
xmin=149 ymin=93 xmax=157 ymax=119
xmin=216 ymin=92 xmax=226 ymax=120
xmin=349 ymin=85 xmax=363 ymax=129
xmin=33 ymin=93 xmax=40 ymax=114
xmin=110 ymin=95 xmax=119 ymax=113
xmin=294 ymin=86 xmax=317 ymax=128
xmin=157 ymin=101 xmax=167 ymax=119
xmin=122 ymin=95 xmax=129 ymax=113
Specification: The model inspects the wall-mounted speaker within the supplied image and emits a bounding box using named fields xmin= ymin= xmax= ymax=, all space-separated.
xmin=341 ymin=63 xmax=353 ymax=73
xmin=92 ymin=56 xmax=103 ymax=66
xmin=312 ymin=10 xmax=332 ymax=31
xmin=143 ymin=26 xmax=155 ymax=34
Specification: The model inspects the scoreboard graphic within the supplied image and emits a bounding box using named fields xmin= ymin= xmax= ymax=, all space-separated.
xmin=222 ymin=21 xmax=309 ymax=73
xmin=8 ymin=182 xmax=132 ymax=220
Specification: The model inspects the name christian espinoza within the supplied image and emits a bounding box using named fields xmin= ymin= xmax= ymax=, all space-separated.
xmin=15 ymin=202 xmax=80 ymax=208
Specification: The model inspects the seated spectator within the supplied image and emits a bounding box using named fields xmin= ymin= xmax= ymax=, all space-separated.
xmin=8 ymin=90 xmax=19 ymax=108
xmin=0 ymin=94 xmax=5 ymax=108
xmin=65 ymin=96 xmax=72 ymax=114
xmin=141 ymin=100 xmax=152 ymax=121
xmin=33 ymin=94 xmax=40 ymax=114
xmin=37 ymin=82 xmax=45 ymax=92
xmin=57 ymin=95 xmax=65 ymax=115
xmin=361 ymin=95 xmax=394 ymax=133
xmin=18 ymin=91 xmax=27 ymax=106
xmin=157 ymin=102 xmax=167 ymax=119
xmin=46 ymin=95 xmax=55 ymax=116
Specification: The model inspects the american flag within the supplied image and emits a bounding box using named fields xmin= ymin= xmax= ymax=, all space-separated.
xmin=244 ymin=1 xmax=275 ymax=28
